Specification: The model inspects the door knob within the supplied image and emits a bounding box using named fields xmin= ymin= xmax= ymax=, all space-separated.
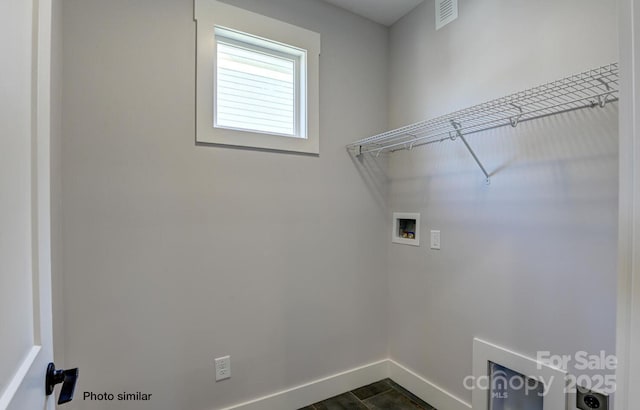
xmin=45 ymin=362 xmax=79 ymax=405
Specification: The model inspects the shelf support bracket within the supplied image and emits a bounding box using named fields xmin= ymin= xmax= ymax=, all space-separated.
xmin=596 ymin=78 xmax=612 ymax=107
xmin=509 ymin=103 xmax=523 ymax=127
xmin=451 ymin=120 xmax=491 ymax=184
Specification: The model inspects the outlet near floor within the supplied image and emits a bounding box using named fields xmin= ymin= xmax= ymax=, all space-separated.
xmin=577 ymin=386 xmax=609 ymax=410
xmin=215 ymin=356 xmax=231 ymax=381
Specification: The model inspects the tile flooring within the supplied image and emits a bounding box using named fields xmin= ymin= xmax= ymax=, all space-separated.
xmin=298 ymin=379 xmax=437 ymax=410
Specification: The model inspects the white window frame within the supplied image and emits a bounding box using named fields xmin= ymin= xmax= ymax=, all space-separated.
xmin=195 ymin=0 xmax=320 ymax=154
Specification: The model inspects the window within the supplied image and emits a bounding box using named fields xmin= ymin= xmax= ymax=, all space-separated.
xmin=195 ymin=0 xmax=320 ymax=154
xmin=215 ymin=28 xmax=303 ymax=137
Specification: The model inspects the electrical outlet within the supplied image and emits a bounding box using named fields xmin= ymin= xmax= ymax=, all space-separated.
xmin=577 ymin=386 xmax=608 ymax=410
xmin=215 ymin=356 xmax=231 ymax=381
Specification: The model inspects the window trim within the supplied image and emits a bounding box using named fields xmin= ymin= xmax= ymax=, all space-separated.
xmin=195 ymin=0 xmax=321 ymax=154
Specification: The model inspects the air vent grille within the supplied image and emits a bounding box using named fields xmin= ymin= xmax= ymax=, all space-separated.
xmin=436 ymin=0 xmax=458 ymax=30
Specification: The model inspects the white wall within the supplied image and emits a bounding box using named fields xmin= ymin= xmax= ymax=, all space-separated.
xmin=59 ymin=0 xmax=389 ymax=409
xmin=387 ymin=0 xmax=618 ymax=406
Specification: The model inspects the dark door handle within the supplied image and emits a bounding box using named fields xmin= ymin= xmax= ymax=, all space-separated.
xmin=46 ymin=362 xmax=79 ymax=405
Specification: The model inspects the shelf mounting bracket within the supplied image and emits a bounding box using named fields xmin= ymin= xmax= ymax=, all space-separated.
xmin=596 ymin=78 xmax=612 ymax=107
xmin=451 ymin=120 xmax=491 ymax=184
xmin=509 ymin=103 xmax=523 ymax=127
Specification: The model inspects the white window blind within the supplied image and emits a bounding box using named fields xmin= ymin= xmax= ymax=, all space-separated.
xmin=216 ymin=37 xmax=298 ymax=136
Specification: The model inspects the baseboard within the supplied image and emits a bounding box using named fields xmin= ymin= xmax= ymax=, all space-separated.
xmin=388 ymin=359 xmax=472 ymax=410
xmin=218 ymin=359 xmax=389 ymax=410
xmin=222 ymin=359 xmax=471 ymax=410
xmin=217 ymin=358 xmax=472 ymax=410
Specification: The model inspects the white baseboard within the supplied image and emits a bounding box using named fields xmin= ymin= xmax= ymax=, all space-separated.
xmin=388 ymin=359 xmax=472 ymax=410
xmin=217 ymin=358 xmax=472 ymax=410
xmin=218 ymin=360 xmax=389 ymax=410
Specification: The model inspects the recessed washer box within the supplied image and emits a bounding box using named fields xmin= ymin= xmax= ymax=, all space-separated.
xmin=392 ymin=213 xmax=420 ymax=246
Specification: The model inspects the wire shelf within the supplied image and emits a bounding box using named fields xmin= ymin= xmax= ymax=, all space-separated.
xmin=347 ymin=63 xmax=619 ymax=181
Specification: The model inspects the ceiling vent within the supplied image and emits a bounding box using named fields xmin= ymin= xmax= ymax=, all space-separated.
xmin=435 ymin=0 xmax=458 ymax=30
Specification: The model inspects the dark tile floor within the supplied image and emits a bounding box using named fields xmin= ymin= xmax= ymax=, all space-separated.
xmin=298 ymin=379 xmax=437 ymax=410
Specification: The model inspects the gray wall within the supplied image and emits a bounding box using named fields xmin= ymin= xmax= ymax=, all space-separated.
xmin=59 ymin=1 xmax=389 ymax=409
xmin=58 ymin=0 xmax=621 ymax=408
xmin=387 ymin=0 xmax=618 ymax=406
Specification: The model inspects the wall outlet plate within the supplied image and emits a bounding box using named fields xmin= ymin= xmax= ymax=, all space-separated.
xmin=215 ymin=356 xmax=231 ymax=381
xmin=577 ymin=386 xmax=608 ymax=410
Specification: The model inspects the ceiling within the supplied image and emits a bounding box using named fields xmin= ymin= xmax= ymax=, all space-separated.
xmin=322 ymin=0 xmax=425 ymax=26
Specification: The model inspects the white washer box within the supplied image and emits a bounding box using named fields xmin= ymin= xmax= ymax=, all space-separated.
xmin=392 ymin=213 xmax=420 ymax=246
